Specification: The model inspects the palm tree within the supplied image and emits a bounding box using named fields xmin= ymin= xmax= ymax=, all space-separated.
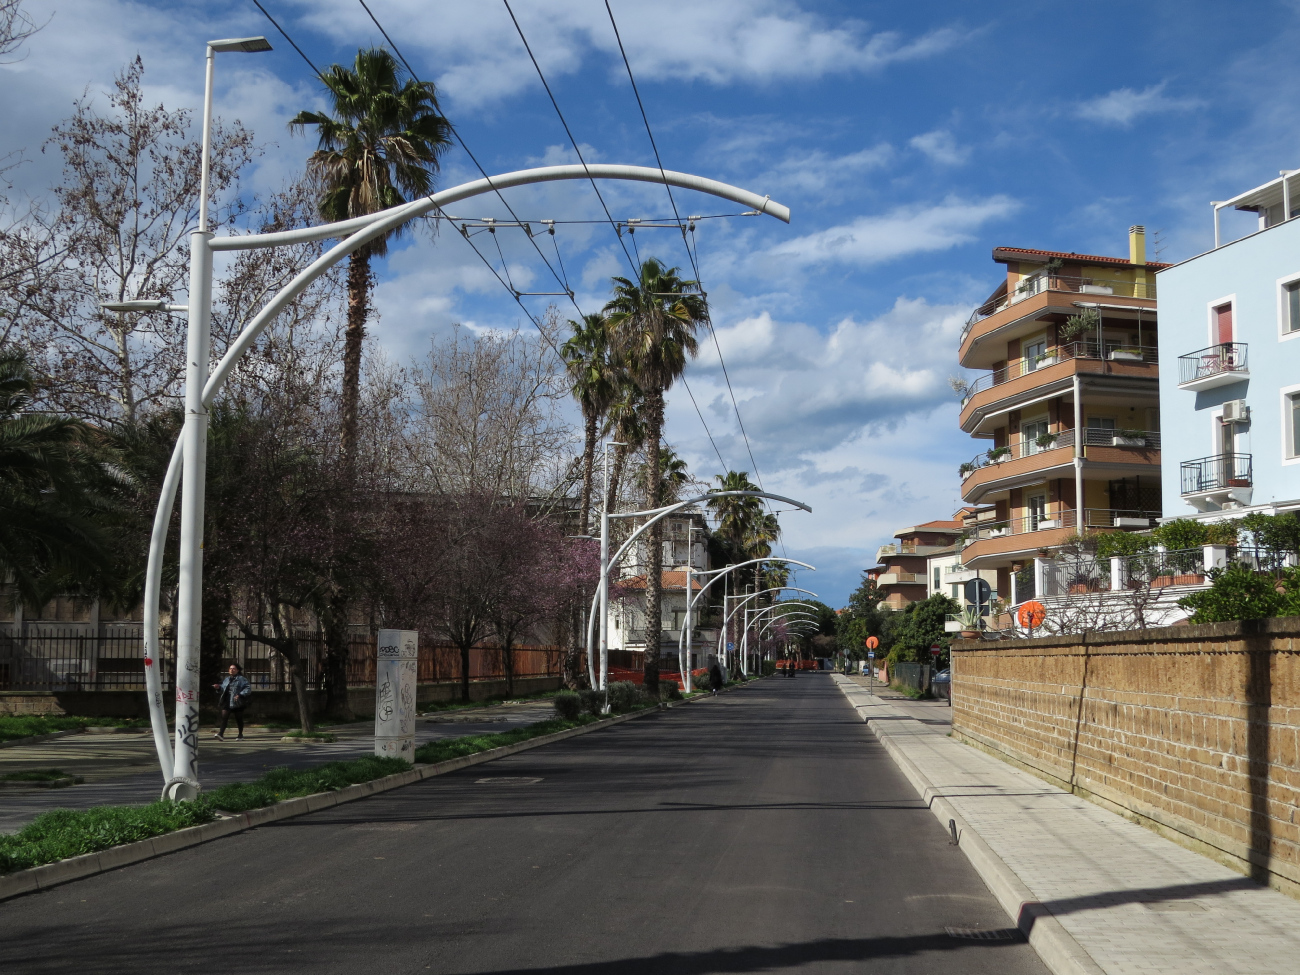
xmin=0 ymin=348 xmax=113 ymax=603
xmin=562 ymin=313 xmax=617 ymax=536
xmin=708 ymin=471 xmax=762 ymax=559
xmin=605 ymin=258 xmax=706 ymax=691
xmin=642 ymin=446 xmax=689 ymax=506
xmin=746 ymin=512 xmax=783 ymax=606
xmin=601 ymin=378 xmax=645 ymax=516
xmin=290 ymin=47 xmax=452 ymax=467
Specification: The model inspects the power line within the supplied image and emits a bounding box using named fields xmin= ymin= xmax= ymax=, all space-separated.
xmin=604 ymin=0 xmax=784 ymax=554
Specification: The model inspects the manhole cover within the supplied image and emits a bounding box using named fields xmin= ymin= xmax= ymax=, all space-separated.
xmin=475 ymin=777 xmax=543 ymax=785
xmin=945 ymin=927 xmax=1019 ymax=941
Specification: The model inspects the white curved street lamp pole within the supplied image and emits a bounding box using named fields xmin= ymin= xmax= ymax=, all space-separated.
xmin=585 ymin=490 xmax=810 ymax=692
xmin=130 ymin=48 xmax=791 ymax=794
xmin=715 ymin=591 xmax=820 ymax=661
xmin=677 ymin=557 xmax=815 ymax=692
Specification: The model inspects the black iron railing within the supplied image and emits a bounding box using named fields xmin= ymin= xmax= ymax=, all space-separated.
xmin=1180 ymin=453 xmax=1252 ymax=495
xmin=1177 ymin=343 xmax=1247 ymax=385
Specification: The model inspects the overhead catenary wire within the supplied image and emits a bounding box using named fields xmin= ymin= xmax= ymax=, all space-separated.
xmin=255 ymin=0 xmax=734 ymax=493
xmin=604 ymin=0 xmax=784 ymax=555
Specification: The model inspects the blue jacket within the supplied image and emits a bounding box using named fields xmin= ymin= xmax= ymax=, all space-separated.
xmin=219 ymin=674 xmax=251 ymax=708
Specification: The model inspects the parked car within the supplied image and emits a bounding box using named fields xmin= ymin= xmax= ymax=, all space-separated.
xmin=931 ymin=668 xmax=951 ymax=702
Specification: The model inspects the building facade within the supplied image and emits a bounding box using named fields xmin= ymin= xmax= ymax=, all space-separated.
xmin=868 ymin=517 xmax=965 ymax=610
xmin=1157 ymin=174 xmax=1300 ymax=522
xmin=955 ymin=227 xmax=1166 ymax=604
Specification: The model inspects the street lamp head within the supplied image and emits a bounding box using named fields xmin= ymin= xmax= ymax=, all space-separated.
xmin=208 ymin=36 xmax=273 ymax=53
xmin=101 ymin=299 xmax=171 ymax=313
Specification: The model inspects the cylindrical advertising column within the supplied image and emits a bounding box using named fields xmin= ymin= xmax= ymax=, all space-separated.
xmin=375 ymin=629 xmax=417 ymax=761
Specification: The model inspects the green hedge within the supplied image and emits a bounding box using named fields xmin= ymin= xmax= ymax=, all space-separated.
xmin=413 ymin=715 xmax=602 ymax=765
xmin=0 ymin=715 xmax=146 ymax=743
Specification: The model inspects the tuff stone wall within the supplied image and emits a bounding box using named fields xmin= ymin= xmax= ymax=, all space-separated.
xmin=950 ymin=619 xmax=1300 ymax=896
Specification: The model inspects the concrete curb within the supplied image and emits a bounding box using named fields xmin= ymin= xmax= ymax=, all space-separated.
xmin=831 ymin=675 xmax=1105 ymax=975
xmin=0 ymin=729 xmax=86 ymax=749
xmin=0 ymin=705 xmax=660 ymax=903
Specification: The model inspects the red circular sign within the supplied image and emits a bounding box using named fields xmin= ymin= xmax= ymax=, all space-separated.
xmin=865 ymin=636 xmax=879 ymax=650
xmin=1018 ymin=600 xmax=1047 ymax=628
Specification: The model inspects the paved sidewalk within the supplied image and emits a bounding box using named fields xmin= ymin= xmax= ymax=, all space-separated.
xmin=832 ymin=674 xmax=1300 ymax=975
xmin=845 ymin=675 xmax=952 ymax=731
xmin=0 ymin=702 xmax=554 ymax=834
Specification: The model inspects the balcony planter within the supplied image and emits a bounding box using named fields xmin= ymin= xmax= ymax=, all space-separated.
xmin=1109 ymin=348 xmax=1143 ymax=361
xmin=1035 ymin=433 xmax=1059 ymax=449
xmin=1151 ymin=575 xmax=1174 ymax=588
xmin=1112 ymin=435 xmax=1146 ymax=447
xmin=1227 ymin=478 xmax=1251 ymax=487
xmin=1172 ymin=573 xmax=1205 ymax=586
xmin=1037 ymin=519 xmax=1060 ymax=530
xmin=1034 ymin=354 xmax=1059 ymax=368
xmin=959 ymin=462 xmax=977 ymax=477
xmin=986 ymin=446 xmax=1011 ymax=464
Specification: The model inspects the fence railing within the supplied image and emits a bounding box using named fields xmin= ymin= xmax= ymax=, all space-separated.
xmin=0 ymin=627 xmax=563 ymax=693
xmin=961 ymin=340 xmax=1159 ymax=402
xmin=1181 ymin=453 xmax=1253 ymax=495
xmin=968 ymin=509 xmax=1078 ymax=541
xmin=961 ymin=429 xmax=1159 ymax=479
xmin=1177 ymin=342 xmax=1248 ymax=385
xmin=962 ymin=273 xmax=1157 ymax=341
xmin=1123 ymin=547 xmax=1207 ymax=586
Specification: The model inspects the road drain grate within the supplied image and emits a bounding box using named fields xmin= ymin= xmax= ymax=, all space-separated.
xmin=945 ymin=927 xmax=1019 ymax=941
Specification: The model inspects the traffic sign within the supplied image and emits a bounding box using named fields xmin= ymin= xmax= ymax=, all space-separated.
xmin=930 ymin=644 xmax=942 ymax=657
xmin=865 ymin=636 xmax=879 ymax=650
xmin=726 ymin=642 xmax=734 ymax=651
xmin=867 ymin=651 xmax=875 ymax=659
xmin=964 ymin=577 xmax=991 ymax=608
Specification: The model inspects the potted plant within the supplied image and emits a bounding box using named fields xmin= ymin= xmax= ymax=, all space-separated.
xmin=1112 ymin=428 xmax=1147 ymax=447
xmin=1172 ymin=572 xmax=1206 ymax=586
xmin=1035 ymin=350 xmax=1059 ymax=368
xmin=958 ymin=605 xmax=983 ymax=639
xmin=986 ymin=446 xmax=1011 ymax=463
xmin=1035 ymin=432 xmax=1059 ymax=449
xmin=959 ymin=461 xmax=977 ymax=477
xmin=1109 ymin=346 xmax=1144 ymax=361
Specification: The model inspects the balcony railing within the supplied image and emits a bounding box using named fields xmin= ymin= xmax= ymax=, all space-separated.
xmin=967 ymin=509 xmax=1078 ymax=541
xmin=1180 ymin=453 xmax=1253 ymax=496
xmin=962 ymin=273 xmax=1158 ymax=342
xmin=1177 ymin=343 xmax=1248 ymax=386
xmin=960 ymin=340 xmax=1158 ymax=404
xmin=960 ymin=428 xmax=1160 ymax=479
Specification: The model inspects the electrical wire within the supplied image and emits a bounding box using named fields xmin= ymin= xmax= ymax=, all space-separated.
xmin=604 ymin=0 xmax=785 ymax=554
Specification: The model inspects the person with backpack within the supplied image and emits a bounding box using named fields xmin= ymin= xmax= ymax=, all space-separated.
xmin=708 ymin=661 xmax=724 ymax=695
xmin=212 ymin=662 xmax=252 ymax=740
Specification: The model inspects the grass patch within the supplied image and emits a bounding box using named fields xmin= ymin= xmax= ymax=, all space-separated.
xmin=0 ymin=715 xmax=147 ymax=743
xmin=420 ymin=689 xmax=559 ymax=715
xmin=1 ymin=768 xmax=76 ymax=783
xmin=414 ymin=714 xmax=604 ymax=765
xmin=279 ymin=731 xmax=338 ymax=742
xmin=0 ymin=800 xmax=216 ymax=874
xmin=889 ymin=683 xmax=927 ymax=700
xmin=204 ymin=756 xmax=411 ymax=813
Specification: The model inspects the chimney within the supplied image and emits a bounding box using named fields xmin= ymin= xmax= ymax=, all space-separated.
xmin=1129 ymin=225 xmax=1146 ymax=265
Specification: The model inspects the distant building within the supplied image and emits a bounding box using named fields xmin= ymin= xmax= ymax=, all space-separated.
xmin=868 ymin=516 xmax=965 ymax=610
xmin=1157 ymin=174 xmax=1300 ymax=521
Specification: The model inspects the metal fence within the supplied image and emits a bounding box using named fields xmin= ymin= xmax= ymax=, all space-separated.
xmin=1122 ymin=547 xmax=1207 ymax=587
xmin=0 ymin=626 xmax=563 ymax=692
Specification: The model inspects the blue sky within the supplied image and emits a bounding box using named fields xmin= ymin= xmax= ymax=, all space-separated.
xmin=4 ymin=0 xmax=1299 ymax=606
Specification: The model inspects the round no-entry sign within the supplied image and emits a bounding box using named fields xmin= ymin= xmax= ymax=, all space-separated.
xmin=930 ymin=644 xmax=942 ymax=657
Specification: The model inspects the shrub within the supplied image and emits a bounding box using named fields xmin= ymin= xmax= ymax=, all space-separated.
xmin=577 ymin=689 xmax=604 ymax=716
xmin=1094 ymin=531 xmax=1153 ymax=559
xmin=1152 ymin=518 xmax=1238 ymax=551
xmin=1178 ymin=564 xmax=1300 ymax=623
xmin=659 ymin=681 xmax=682 ymax=701
xmin=553 ymin=690 xmax=581 ymax=721
xmin=606 ymin=681 xmax=645 ymax=714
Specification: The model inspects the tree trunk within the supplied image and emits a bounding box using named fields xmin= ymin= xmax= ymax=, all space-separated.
xmin=565 ymin=602 xmax=586 ymax=689
xmin=579 ymin=407 xmax=597 ymax=537
xmin=606 ymin=441 xmax=629 ymax=515
xmin=642 ymin=389 xmax=664 ymax=695
xmin=339 ymin=246 xmax=372 ymax=473
xmin=288 ymin=646 xmax=314 ymax=735
xmin=459 ymin=643 xmax=471 ymax=702
xmin=319 ymin=588 xmax=355 ymax=720
xmin=503 ymin=641 xmax=515 ymax=699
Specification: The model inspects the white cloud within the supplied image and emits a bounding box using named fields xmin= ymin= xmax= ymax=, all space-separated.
xmin=909 ymin=129 xmax=969 ymax=166
xmin=759 ymin=144 xmax=894 ymax=197
xmin=287 ymin=1 xmax=966 ymax=107
xmin=1076 ymin=82 xmax=1201 ymax=127
xmin=763 ymin=195 xmax=1017 ymax=269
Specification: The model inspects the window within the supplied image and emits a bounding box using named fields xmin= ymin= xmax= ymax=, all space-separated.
xmin=1286 ymin=281 xmax=1300 ymax=333
xmin=1023 ymin=337 xmax=1048 ymax=372
xmin=1290 ymin=392 xmax=1300 ymax=459
xmin=933 ymin=566 xmax=941 ymax=590
xmin=1022 ymin=417 xmax=1049 ymax=454
xmin=1214 ymin=303 xmax=1234 ymax=346
xmin=1027 ymin=494 xmax=1048 ymax=531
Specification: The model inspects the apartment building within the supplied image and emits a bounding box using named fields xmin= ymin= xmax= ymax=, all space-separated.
xmin=1156 ymin=174 xmax=1300 ymax=521
xmin=868 ymin=516 xmax=965 ymax=610
xmin=955 ymin=227 xmax=1167 ymax=603
xmin=609 ymin=510 xmax=714 ymax=661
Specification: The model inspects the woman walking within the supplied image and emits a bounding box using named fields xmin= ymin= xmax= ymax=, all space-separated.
xmin=213 ymin=663 xmax=251 ymax=740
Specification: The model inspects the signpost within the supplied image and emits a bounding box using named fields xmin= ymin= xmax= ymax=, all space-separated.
xmin=375 ymin=629 xmax=417 ymax=762
xmin=865 ymin=636 xmax=879 ymax=690
xmin=964 ymin=577 xmax=992 ymax=621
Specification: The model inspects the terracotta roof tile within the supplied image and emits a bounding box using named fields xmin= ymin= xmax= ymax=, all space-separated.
xmin=992 ymin=245 xmax=1171 ymax=270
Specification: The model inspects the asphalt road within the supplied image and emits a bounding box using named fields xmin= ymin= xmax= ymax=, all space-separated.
xmin=2 ymin=674 xmax=1048 ymax=975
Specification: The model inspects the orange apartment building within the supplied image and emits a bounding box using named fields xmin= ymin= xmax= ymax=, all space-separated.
xmin=868 ymin=516 xmax=965 ymax=610
xmin=955 ymin=226 xmax=1166 ymax=604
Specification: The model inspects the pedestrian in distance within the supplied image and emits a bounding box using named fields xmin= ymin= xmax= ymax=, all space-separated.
xmin=708 ymin=661 xmax=724 ymax=696
xmin=212 ymin=662 xmax=251 ymax=740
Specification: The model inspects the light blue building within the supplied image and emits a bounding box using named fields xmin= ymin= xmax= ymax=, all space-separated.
xmin=1156 ymin=172 xmax=1300 ymax=522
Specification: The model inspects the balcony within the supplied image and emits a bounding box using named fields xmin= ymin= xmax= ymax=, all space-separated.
xmin=960 ymin=508 xmax=1159 ymax=568
xmin=961 ymin=428 xmax=1161 ymax=479
xmin=959 ymin=341 xmax=1159 ymax=432
xmin=877 ymin=571 xmax=927 ymax=587
xmin=1180 ymin=453 xmax=1253 ymax=509
xmin=1177 ymin=343 xmax=1248 ymax=391
xmin=960 ymin=272 xmax=1158 ymax=352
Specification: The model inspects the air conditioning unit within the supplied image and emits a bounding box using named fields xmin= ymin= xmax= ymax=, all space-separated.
xmin=1223 ymin=400 xmax=1250 ymax=423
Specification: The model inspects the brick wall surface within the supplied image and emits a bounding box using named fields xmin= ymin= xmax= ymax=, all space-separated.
xmin=951 ymin=619 xmax=1300 ymax=893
